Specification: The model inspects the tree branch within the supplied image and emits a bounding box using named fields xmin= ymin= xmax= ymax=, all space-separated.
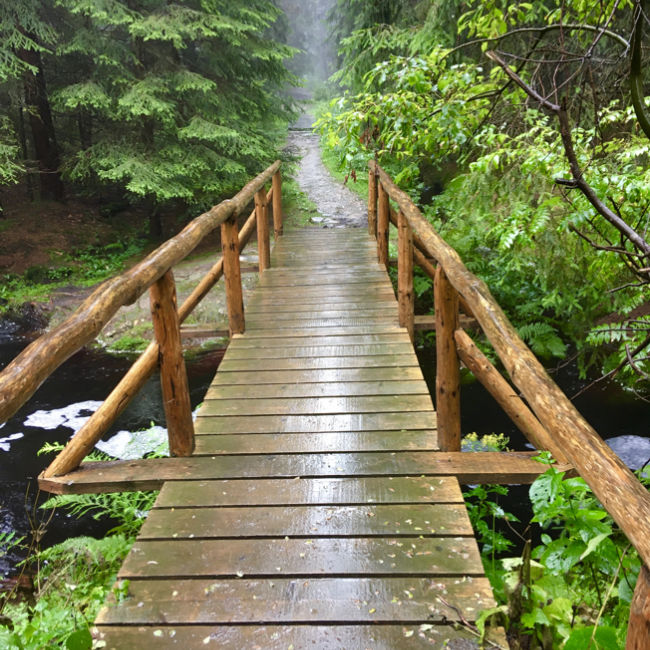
xmin=486 ymin=50 xmax=650 ymax=257
xmin=445 ymin=23 xmax=629 ymax=61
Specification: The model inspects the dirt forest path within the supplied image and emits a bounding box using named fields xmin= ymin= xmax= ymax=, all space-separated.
xmin=286 ymin=112 xmax=367 ymax=229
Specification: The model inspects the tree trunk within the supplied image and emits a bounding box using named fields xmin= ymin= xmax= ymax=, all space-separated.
xmin=78 ymin=111 xmax=92 ymax=151
xmin=18 ymin=43 xmax=65 ymax=202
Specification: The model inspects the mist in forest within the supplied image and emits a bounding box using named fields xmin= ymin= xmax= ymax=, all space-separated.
xmin=276 ymin=0 xmax=338 ymax=87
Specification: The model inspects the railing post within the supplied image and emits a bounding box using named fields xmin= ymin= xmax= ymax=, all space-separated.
xmin=377 ymin=181 xmax=389 ymax=269
xmin=368 ymin=168 xmax=377 ymax=238
xmin=221 ymin=214 xmax=245 ymax=336
xmin=627 ymin=566 xmax=650 ymax=649
xmin=272 ymin=170 xmax=283 ymax=240
xmin=435 ymin=265 xmax=461 ymax=451
xmin=149 ymin=270 xmax=194 ymax=457
xmin=397 ymin=209 xmax=415 ymax=343
xmin=255 ymin=187 xmax=271 ymax=272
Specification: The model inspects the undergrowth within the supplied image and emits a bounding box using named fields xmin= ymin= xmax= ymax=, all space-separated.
xmin=0 ymin=238 xmax=146 ymax=311
xmin=465 ymin=437 xmax=646 ymax=650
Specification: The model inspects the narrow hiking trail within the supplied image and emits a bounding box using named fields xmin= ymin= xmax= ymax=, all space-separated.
xmin=287 ymin=112 xmax=367 ymax=229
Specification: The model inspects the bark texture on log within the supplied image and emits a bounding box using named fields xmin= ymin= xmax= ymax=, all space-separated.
xmin=42 ymin=200 xmax=263 ymax=479
xmin=435 ymin=266 xmax=461 ymax=452
xmin=368 ymin=169 xmax=377 ymax=237
xmin=627 ymin=566 xmax=650 ymax=650
xmin=377 ymin=182 xmax=390 ymax=269
xmin=0 ymin=162 xmax=280 ymax=427
xmin=272 ymin=171 xmax=283 ymax=240
xmin=149 ymin=271 xmax=194 ymax=457
xmin=397 ymin=210 xmax=415 ymax=343
xmin=255 ymin=188 xmax=271 ymax=272
xmin=454 ymin=329 xmax=568 ymax=463
xmin=371 ymin=160 xmax=650 ymax=566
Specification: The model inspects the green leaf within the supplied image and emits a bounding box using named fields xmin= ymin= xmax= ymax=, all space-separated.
xmin=65 ymin=628 xmax=92 ymax=650
xmin=580 ymin=532 xmax=611 ymax=561
xmin=563 ymin=626 xmax=621 ymax=650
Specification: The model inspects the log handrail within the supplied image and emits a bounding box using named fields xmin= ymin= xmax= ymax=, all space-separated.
xmin=0 ymin=160 xmax=281 ymax=427
xmin=42 ymin=192 xmax=268 ymax=478
xmin=370 ymin=159 xmax=650 ymax=567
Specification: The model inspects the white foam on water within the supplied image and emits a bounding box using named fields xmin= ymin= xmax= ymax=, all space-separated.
xmin=23 ymin=401 xmax=104 ymax=433
xmin=95 ymin=409 xmax=199 ymax=460
xmin=0 ymin=433 xmax=24 ymax=452
xmin=96 ymin=426 xmax=169 ymax=460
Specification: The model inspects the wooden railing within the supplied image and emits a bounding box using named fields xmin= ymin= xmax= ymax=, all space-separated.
xmin=0 ymin=161 xmax=283 ymax=478
xmin=368 ymin=161 xmax=650 ymax=614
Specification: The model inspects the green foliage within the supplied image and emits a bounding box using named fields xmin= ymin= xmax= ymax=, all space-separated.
xmin=40 ymin=492 xmax=157 ymax=537
xmin=0 ymin=237 xmax=146 ymax=311
xmin=473 ymin=454 xmax=642 ymax=648
xmin=0 ymin=0 xmax=300 ymax=211
xmin=317 ymin=1 xmax=650 ymax=389
xmin=0 ymin=532 xmax=24 ymax=580
xmin=51 ymin=0 xmax=299 ymax=206
xmin=108 ymin=335 xmax=149 ymax=354
xmin=0 ymin=536 xmax=132 ymax=650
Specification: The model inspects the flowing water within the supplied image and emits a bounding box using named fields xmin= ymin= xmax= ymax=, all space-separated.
xmin=0 ymin=312 xmax=225 ymax=575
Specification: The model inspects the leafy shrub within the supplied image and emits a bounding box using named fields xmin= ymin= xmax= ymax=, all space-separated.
xmin=474 ymin=454 xmax=641 ymax=648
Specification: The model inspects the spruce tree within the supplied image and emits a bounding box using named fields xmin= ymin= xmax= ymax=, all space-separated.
xmin=51 ymin=0 xmax=298 ymax=212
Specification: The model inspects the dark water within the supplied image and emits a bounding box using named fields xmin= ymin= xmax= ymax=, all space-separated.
xmin=0 ymin=315 xmax=224 ymax=576
xmin=2 ymin=315 xmax=650 ymax=574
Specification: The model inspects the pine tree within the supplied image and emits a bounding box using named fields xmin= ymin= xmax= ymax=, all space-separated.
xmin=50 ymin=0 xmax=298 ymax=213
xmin=0 ymin=0 xmax=65 ymax=201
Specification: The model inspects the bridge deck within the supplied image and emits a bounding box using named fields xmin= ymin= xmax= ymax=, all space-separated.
xmin=95 ymin=229 xmax=499 ymax=648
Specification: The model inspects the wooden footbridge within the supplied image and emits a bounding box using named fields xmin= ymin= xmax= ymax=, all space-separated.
xmin=1 ymin=161 xmax=650 ymax=648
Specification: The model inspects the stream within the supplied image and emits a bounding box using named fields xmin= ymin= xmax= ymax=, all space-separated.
xmin=2 ymin=124 xmax=650 ymax=575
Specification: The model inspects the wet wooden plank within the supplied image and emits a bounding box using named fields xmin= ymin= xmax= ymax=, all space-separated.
xmin=156 ymin=477 xmax=465 ymax=508
xmin=139 ymin=503 xmax=472 ymax=539
xmin=97 ymin=576 xmax=494 ymax=625
xmin=193 ymin=431 xmax=438 ymax=455
xmin=118 ymin=537 xmax=483 ymax=579
xmin=94 ymin=624 xmax=500 ymax=649
xmin=40 ymin=452 xmax=566 ymax=495
xmin=246 ymin=309 xmax=399 ymax=321
xmin=224 ymin=343 xmax=412 ymax=360
xmin=246 ymin=301 xmax=396 ymax=313
xmin=258 ymin=276 xmax=390 ymax=288
xmin=194 ymin=412 xmax=437 ymax=434
xmin=257 ymin=284 xmax=394 ymax=296
xmin=246 ymin=318 xmax=400 ymax=330
xmin=200 ymin=395 xmax=433 ymax=417
xmin=246 ymin=298 xmax=395 ymax=310
xmin=211 ymin=367 xmax=424 ymax=385
xmin=264 ymin=265 xmax=383 ymax=275
xmin=205 ymin=380 xmax=428 ymax=399
xmin=231 ymin=326 xmax=406 ymax=339
xmin=228 ymin=333 xmax=411 ymax=348
xmin=217 ymin=355 xmax=417 ymax=372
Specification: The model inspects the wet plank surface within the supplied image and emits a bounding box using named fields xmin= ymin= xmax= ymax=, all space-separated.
xmin=96 ymin=228 xmax=497 ymax=648
xmin=94 ymin=625 xmax=503 ymax=649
